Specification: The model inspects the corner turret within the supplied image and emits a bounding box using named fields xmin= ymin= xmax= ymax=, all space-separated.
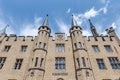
xmin=106 ymin=27 xmax=120 ymax=44
xmin=38 ymin=15 xmax=51 ymax=36
xmin=27 ymin=15 xmax=51 ymax=80
xmin=70 ymin=15 xmax=94 ymax=80
xmin=70 ymin=15 xmax=82 ymax=37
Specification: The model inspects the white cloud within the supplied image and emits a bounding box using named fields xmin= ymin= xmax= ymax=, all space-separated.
xmin=82 ymin=30 xmax=92 ymax=36
xmin=100 ymin=0 xmax=110 ymax=4
xmin=0 ymin=18 xmax=15 ymax=35
xmin=111 ymin=22 xmax=117 ymax=29
xmin=96 ymin=24 xmax=107 ymax=35
xmin=73 ymin=8 xmax=97 ymax=26
xmin=84 ymin=7 xmax=98 ymax=19
xmin=66 ymin=8 xmax=71 ymax=13
xmin=0 ymin=7 xmax=44 ymax=36
xmin=34 ymin=16 xmax=42 ymax=27
xmin=73 ymin=7 xmax=99 ymax=26
xmin=71 ymin=0 xmax=110 ymax=36
xmin=73 ymin=0 xmax=110 ymax=27
xmin=19 ymin=16 xmax=42 ymax=36
xmin=100 ymin=0 xmax=110 ymax=14
xmin=62 ymin=3 xmax=109 ymax=36
xmin=20 ymin=24 xmax=37 ymax=36
xmin=56 ymin=19 xmax=70 ymax=36
xmin=0 ymin=8 xmax=15 ymax=35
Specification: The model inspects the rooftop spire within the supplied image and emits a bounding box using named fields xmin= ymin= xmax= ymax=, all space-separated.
xmin=89 ymin=19 xmax=94 ymax=28
xmin=72 ymin=15 xmax=78 ymax=26
xmin=42 ymin=14 xmax=49 ymax=26
xmin=88 ymin=19 xmax=99 ymax=37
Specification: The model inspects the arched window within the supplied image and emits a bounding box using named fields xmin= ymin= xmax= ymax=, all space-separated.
xmin=57 ymin=78 xmax=64 ymax=80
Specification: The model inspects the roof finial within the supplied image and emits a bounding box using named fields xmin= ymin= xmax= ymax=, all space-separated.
xmin=0 ymin=24 xmax=9 ymax=35
xmin=42 ymin=14 xmax=49 ymax=26
xmin=72 ymin=15 xmax=78 ymax=26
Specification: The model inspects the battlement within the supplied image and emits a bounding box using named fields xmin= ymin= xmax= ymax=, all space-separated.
xmin=38 ymin=26 xmax=51 ymax=34
xmin=106 ymin=27 xmax=114 ymax=34
xmin=84 ymin=36 xmax=115 ymax=42
xmin=69 ymin=26 xmax=82 ymax=34
xmin=1 ymin=34 xmax=34 ymax=42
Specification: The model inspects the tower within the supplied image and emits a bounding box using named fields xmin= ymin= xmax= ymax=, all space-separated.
xmin=106 ymin=27 xmax=120 ymax=45
xmin=26 ymin=15 xmax=51 ymax=80
xmin=89 ymin=19 xmax=99 ymax=37
xmin=70 ymin=15 xmax=94 ymax=80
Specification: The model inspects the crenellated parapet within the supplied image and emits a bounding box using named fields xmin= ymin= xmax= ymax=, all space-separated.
xmin=1 ymin=34 xmax=34 ymax=42
xmin=86 ymin=36 xmax=114 ymax=42
xmin=0 ymin=34 xmax=34 ymax=41
xmin=106 ymin=27 xmax=114 ymax=34
xmin=38 ymin=26 xmax=51 ymax=36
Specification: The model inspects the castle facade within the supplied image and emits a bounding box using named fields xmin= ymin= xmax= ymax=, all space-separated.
xmin=0 ymin=15 xmax=120 ymax=80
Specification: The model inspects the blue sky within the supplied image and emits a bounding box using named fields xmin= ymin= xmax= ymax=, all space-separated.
xmin=0 ymin=0 xmax=120 ymax=37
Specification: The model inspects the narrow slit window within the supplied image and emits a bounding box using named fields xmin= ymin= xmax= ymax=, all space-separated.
xmin=77 ymin=58 xmax=80 ymax=68
xmin=82 ymin=57 xmax=86 ymax=67
xmin=43 ymin=43 xmax=46 ymax=49
xmin=40 ymin=58 xmax=44 ymax=67
xmin=78 ymin=42 xmax=82 ymax=48
xmin=74 ymin=43 xmax=77 ymax=49
xmin=38 ymin=42 xmax=42 ymax=48
xmin=35 ymin=57 xmax=38 ymax=67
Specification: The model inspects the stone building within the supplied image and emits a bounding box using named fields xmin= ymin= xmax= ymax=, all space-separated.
xmin=0 ymin=15 xmax=120 ymax=80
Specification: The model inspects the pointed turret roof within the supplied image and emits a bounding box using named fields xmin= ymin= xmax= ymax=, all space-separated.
xmin=42 ymin=14 xmax=49 ymax=27
xmin=72 ymin=15 xmax=78 ymax=26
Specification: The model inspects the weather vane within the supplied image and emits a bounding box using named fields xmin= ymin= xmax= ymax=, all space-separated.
xmin=0 ymin=24 xmax=9 ymax=35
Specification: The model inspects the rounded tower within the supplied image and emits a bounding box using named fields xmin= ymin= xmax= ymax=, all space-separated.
xmin=27 ymin=15 xmax=51 ymax=80
xmin=70 ymin=15 xmax=94 ymax=80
